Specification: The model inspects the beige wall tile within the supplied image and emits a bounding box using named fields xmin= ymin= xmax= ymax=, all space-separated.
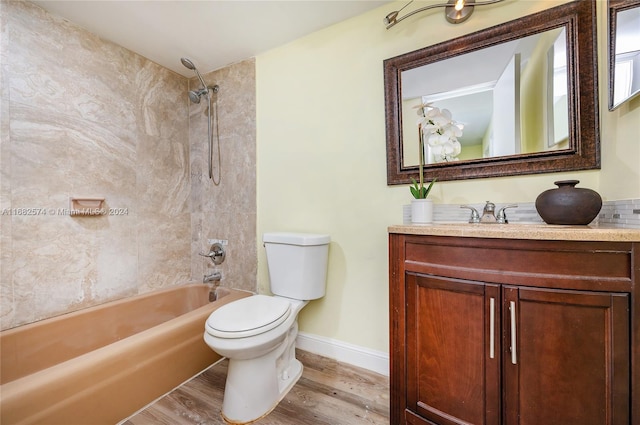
xmin=1 ymin=2 xmax=257 ymax=330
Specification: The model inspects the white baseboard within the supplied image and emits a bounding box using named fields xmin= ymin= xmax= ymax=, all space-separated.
xmin=296 ymin=332 xmax=389 ymax=377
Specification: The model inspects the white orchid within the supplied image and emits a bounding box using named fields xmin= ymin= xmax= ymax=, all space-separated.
xmin=416 ymin=104 xmax=463 ymax=162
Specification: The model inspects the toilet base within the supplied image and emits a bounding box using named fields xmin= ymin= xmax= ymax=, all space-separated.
xmin=220 ymin=322 xmax=301 ymax=424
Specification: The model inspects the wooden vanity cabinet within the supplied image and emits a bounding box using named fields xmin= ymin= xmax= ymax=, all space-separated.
xmin=389 ymin=234 xmax=638 ymax=425
xmin=404 ymin=274 xmax=500 ymax=425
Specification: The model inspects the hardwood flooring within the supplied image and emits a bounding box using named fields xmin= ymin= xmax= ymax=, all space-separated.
xmin=121 ymin=350 xmax=390 ymax=425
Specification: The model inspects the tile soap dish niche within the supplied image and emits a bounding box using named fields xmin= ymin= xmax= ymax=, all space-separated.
xmin=69 ymin=197 xmax=105 ymax=216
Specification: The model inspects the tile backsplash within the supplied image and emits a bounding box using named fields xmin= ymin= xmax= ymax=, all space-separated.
xmin=599 ymin=199 xmax=640 ymax=228
xmin=405 ymin=198 xmax=640 ymax=229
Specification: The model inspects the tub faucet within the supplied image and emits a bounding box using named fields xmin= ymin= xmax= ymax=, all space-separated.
xmin=203 ymin=271 xmax=222 ymax=283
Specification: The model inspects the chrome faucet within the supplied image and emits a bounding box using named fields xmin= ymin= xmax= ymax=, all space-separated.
xmin=200 ymin=243 xmax=224 ymax=283
xmin=203 ymin=271 xmax=222 ymax=302
xmin=481 ymin=201 xmax=497 ymax=223
xmin=203 ymin=270 xmax=222 ymax=283
xmin=461 ymin=201 xmax=518 ymax=224
xmin=496 ymin=204 xmax=518 ymax=224
xmin=460 ymin=205 xmax=480 ymax=223
xmin=199 ymin=243 xmax=226 ymax=265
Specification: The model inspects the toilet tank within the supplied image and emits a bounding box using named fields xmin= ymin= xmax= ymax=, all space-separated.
xmin=263 ymin=232 xmax=330 ymax=300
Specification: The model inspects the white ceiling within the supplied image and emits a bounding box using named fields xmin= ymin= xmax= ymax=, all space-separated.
xmin=33 ymin=0 xmax=390 ymax=78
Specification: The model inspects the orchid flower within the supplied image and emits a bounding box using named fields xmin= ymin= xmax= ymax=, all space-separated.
xmin=417 ymin=105 xmax=463 ymax=163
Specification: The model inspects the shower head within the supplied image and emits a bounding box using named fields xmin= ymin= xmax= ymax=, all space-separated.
xmin=188 ymin=90 xmax=202 ymax=104
xmin=187 ymin=87 xmax=214 ymax=104
xmin=180 ymin=57 xmax=208 ymax=96
xmin=180 ymin=57 xmax=196 ymax=70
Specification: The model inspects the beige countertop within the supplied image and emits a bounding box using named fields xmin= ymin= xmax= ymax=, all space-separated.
xmin=388 ymin=222 xmax=640 ymax=242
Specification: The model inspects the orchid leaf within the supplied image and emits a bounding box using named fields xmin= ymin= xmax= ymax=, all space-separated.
xmin=410 ymin=177 xmax=437 ymax=199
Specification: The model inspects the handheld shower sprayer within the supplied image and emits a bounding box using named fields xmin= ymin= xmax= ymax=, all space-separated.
xmin=181 ymin=57 xmax=220 ymax=104
xmin=180 ymin=57 xmax=221 ymax=184
xmin=181 ymin=57 xmax=208 ymax=91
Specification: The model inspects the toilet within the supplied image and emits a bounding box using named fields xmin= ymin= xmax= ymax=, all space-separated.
xmin=203 ymin=232 xmax=330 ymax=424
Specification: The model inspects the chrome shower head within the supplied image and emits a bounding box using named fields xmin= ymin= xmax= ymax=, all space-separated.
xmin=187 ymin=87 xmax=212 ymax=104
xmin=180 ymin=57 xmax=208 ymax=97
xmin=180 ymin=57 xmax=196 ymax=70
xmin=188 ymin=90 xmax=202 ymax=104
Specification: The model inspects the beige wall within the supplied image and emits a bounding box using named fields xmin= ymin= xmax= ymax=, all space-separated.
xmin=0 ymin=2 xmax=257 ymax=330
xmin=257 ymin=0 xmax=640 ymax=353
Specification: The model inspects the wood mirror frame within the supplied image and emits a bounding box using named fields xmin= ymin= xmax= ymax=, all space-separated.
xmin=608 ymin=0 xmax=640 ymax=111
xmin=384 ymin=0 xmax=599 ymax=184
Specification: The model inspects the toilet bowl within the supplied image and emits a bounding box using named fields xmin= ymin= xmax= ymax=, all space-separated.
xmin=203 ymin=232 xmax=330 ymax=424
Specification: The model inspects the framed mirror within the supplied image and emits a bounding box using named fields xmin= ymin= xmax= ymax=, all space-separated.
xmin=384 ymin=0 xmax=599 ymax=184
xmin=609 ymin=0 xmax=640 ymax=111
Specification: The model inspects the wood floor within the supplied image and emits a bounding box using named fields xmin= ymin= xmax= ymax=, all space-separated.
xmin=121 ymin=350 xmax=390 ymax=425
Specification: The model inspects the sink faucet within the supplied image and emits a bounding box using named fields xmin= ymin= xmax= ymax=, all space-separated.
xmin=461 ymin=202 xmax=518 ymax=224
xmin=460 ymin=205 xmax=480 ymax=223
xmin=481 ymin=201 xmax=497 ymax=223
xmin=496 ymin=204 xmax=518 ymax=224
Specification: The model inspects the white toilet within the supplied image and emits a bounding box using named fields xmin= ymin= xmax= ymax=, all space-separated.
xmin=203 ymin=232 xmax=330 ymax=424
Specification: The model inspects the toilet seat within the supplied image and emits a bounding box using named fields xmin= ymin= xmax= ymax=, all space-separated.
xmin=206 ymin=295 xmax=291 ymax=339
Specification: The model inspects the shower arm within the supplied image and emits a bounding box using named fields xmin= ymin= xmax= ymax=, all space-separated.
xmin=192 ymin=68 xmax=208 ymax=92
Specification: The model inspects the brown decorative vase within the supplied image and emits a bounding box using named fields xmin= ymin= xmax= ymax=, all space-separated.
xmin=535 ymin=180 xmax=602 ymax=225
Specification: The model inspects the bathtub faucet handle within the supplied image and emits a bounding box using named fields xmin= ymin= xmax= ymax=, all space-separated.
xmin=199 ymin=242 xmax=226 ymax=265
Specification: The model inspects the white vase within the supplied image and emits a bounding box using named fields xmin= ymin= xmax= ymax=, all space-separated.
xmin=411 ymin=199 xmax=433 ymax=224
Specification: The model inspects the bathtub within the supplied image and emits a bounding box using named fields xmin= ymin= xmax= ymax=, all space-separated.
xmin=0 ymin=283 xmax=251 ymax=425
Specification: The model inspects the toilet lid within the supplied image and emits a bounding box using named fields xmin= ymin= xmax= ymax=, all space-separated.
xmin=206 ymin=295 xmax=291 ymax=339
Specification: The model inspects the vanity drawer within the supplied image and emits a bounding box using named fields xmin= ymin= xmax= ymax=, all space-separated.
xmin=403 ymin=235 xmax=633 ymax=291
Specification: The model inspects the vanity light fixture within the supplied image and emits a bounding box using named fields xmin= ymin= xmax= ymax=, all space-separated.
xmin=384 ymin=0 xmax=505 ymax=29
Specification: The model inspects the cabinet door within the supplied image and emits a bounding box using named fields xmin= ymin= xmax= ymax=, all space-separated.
xmin=502 ymin=287 xmax=630 ymax=425
xmin=406 ymin=274 xmax=500 ymax=425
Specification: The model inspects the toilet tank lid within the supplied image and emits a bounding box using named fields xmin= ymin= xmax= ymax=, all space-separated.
xmin=263 ymin=232 xmax=330 ymax=246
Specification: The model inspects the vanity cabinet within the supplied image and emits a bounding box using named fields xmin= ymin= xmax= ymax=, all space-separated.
xmin=389 ymin=233 xmax=639 ymax=425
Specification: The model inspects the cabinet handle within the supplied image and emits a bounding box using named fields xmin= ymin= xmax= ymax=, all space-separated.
xmin=489 ymin=297 xmax=495 ymax=359
xmin=509 ymin=301 xmax=517 ymax=364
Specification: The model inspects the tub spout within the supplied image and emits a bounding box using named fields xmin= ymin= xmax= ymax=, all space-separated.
xmin=204 ymin=271 xmax=222 ymax=283
xmin=204 ymin=271 xmax=222 ymax=301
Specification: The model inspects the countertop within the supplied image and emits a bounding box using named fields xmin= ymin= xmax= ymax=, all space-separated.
xmin=388 ymin=223 xmax=640 ymax=242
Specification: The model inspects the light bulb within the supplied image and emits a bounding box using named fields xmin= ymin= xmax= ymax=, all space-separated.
xmin=454 ymin=0 xmax=465 ymax=11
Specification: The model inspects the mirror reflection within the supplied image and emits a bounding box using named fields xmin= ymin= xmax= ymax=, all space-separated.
xmin=384 ymin=0 xmax=599 ymax=184
xmin=610 ymin=0 xmax=640 ymax=110
xmin=402 ymin=28 xmax=569 ymax=167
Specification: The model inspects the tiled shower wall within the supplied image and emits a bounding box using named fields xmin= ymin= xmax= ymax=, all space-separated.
xmin=188 ymin=61 xmax=257 ymax=292
xmin=0 ymin=2 xmax=257 ymax=330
